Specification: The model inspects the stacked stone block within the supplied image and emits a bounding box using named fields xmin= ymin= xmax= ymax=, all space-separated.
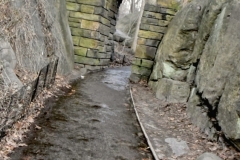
xmin=66 ymin=0 xmax=118 ymax=70
xmin=130 ymin=4 xmax=176 ymax=82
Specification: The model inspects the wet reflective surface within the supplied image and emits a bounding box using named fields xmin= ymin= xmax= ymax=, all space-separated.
xmin=10 ymin=67 xmax=152 ymax=160
xmin=102 ymin=69 xmax=131 ymax=91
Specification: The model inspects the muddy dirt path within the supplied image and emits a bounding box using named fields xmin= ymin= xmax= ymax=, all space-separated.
xmin=10 ymin=67 xmax=152 ymax=160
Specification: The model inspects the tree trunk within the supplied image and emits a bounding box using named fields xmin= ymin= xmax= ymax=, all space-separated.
xmin=130 ymin=0 xmax=135 ymax=13
xmin=131 ymin=0 xmax=145 ymax=52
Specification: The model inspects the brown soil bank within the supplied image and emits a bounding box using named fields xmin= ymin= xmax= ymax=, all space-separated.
xmin=131 ymin=83 xmax=240 ymax=159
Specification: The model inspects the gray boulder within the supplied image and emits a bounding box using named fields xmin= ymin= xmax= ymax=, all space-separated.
xmin=149 ymin=0 xmax=210 ymax=82
xmin=51 ymin=0 xmax=74 ymax=75
xmin=156 ymin=78 xmax=190 ymax=103
xmin=196 ymin=152 xmax=222 ymax=160
xmin=165 ymin=138 xmax=190 ymax=157
xmin=2 ymin=61 xmax=23 ymax=89
xmin=0 ymin=38 xmax=16 ymax=68
xmin=149 ymin=0 xmax=209 ymax=103
xmin=113 ymin=30 xmax=131 ymax=43
xmin=0 ymin=38 xmax=23 ymax=89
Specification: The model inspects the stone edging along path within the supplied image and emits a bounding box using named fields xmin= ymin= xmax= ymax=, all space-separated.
xmin=130 ymin=86 xmax=159 ymax=160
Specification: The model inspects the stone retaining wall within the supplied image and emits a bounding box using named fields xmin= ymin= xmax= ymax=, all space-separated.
xmin=130 ymin=3 xmax=177 ymax=82
xmin=66 ymin=0 xmax=119 ymax=71
xmin=0 ymin=58 xmax=58 ymax=138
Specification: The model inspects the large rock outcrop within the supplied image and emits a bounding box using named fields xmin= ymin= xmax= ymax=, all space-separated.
xmin=53 ymin=0 xmax=75 ymax=75
xmin=9 ymin=0 xmax=74 ymax=75
xmin=0 ymin=0 xmax=72 ymax=139
xmin=149 ymin=0 xmax=240 ymax=148
xmin=149 ymin=0 xmax=210 ymax=102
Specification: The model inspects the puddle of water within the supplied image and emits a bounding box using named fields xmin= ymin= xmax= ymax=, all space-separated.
xmin=102 ymin=68 xmax=131 ymax=91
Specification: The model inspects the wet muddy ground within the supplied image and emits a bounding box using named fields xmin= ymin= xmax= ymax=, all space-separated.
xmin=10 ymin=67 xmax=153 ymax=160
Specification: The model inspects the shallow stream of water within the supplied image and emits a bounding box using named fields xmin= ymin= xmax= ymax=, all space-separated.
xmin=10 ymin=67 xmax=152 ymax=160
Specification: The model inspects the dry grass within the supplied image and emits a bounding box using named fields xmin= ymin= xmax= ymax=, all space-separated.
xmin=0 ymin=0 xmax=63 ymax=73
xmin=0 ymin=0 xmax=33 ymax=101
xmin=0 ymin=75 xmax=71 ymax=160
xmin=0 ymin=2 xmax=69 ymax=158
xmin=0 ymin=0 xmax=64 ymax=99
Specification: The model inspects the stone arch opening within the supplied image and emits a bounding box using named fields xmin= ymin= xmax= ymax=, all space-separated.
xmin=66 ymin=0 xmax=178 ymax=82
